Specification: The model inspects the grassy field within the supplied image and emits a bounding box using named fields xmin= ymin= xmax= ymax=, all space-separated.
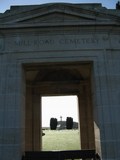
xmin=42 ymin=129 xmax=81 ymax=151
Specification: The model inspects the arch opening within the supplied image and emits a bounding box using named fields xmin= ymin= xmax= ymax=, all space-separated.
xmin=24 ymin=62 xmax=96 ymax=152
xmin=41 ymin=95 xmax=81 ymax=151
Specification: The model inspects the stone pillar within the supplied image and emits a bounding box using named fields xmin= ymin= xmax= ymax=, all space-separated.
xmin=93 ymin=53 xmax=120 ymax=159
xmin=25 ymin=86 xmax=42 ymax=151
xmin=0 ymin=55 xmax=25 ymax=160
xmin=32 ymin=91 xmax=41 ymax=151
xmin=78 ymin=84 xmax=95 ymax=149
xmin=85 ymin=85 xmax=95 ymax=149
xmin=25 ymin=86 xmax=33 ymax=151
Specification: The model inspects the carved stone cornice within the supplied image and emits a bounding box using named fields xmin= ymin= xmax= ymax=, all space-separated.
xmin=0 ymin=3 xmax=120 ymax=28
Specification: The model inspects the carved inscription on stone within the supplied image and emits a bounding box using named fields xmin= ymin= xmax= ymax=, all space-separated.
xmin=59 ymin=38 xmax=99 ymax=44
xmin=15 ymin=39 xmax=55 ymax=46
xmin=3 ymin=34 xmax=120 ymax=52
xmin=13 ymin=35 xmax=100 ymax=52
xmin=14 ymin=37 xmax=99 ymax=47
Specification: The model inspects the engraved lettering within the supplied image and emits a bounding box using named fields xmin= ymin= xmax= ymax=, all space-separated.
xmin=59 ymin=39 xmax=81 ymax=44
xmin=59 ymin=38 xmax=99 ymax=45
xmin=15 ymin=40 xmax=32 ymax=46
xmin=34 ymin=39 xmax=54 ymax=46
xmin=13 ymin=36 xmax=100 ymax=51
xmin=81 ymin=38 xmax=99 ymax=44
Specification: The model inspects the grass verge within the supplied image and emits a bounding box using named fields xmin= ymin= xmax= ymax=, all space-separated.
xmin=42 ymin=129 xmax=81 ymax=151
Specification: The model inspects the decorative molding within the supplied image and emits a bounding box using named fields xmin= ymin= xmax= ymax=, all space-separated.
xmin=0 ymin=3 xmax=120 ymax=26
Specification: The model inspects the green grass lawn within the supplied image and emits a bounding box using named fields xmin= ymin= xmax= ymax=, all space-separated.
xmin=42 ymin=129 xmax=81 ymax=151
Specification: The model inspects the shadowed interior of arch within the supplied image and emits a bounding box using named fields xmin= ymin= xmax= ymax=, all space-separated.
xmin=25 ymin=62 xmax=96 ymax=152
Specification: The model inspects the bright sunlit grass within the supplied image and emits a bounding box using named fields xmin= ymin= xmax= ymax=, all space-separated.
xmin=42 ymin=129 xmax=81 ymax=151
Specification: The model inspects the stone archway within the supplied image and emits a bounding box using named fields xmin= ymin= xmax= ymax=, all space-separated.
xmin=24 ymin=62 xmax=95 ymax=151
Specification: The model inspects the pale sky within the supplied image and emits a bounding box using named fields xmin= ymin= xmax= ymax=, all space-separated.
xmin=0 ymin=0 xmax=118 ymax=13
xmin=42 ymin=96 xmax=78 ymax=127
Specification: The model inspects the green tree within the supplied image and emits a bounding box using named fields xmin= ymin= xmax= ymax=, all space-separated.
xmin=66 ymin=117 xmax=73 ymax=129
xmin=50 ymin=118 xmax=58 ymax=130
